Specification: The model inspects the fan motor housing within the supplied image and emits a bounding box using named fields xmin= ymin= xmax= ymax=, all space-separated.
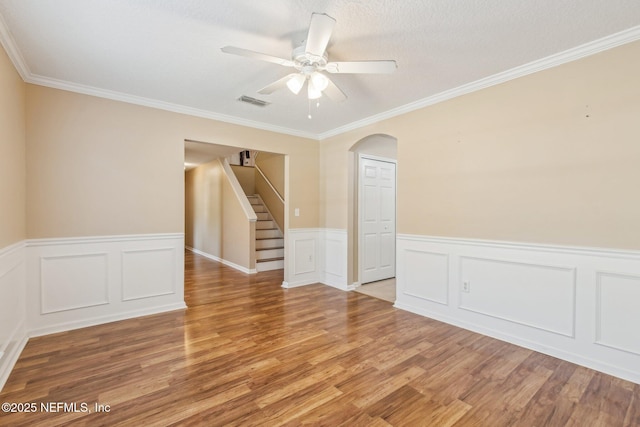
xmin=292 ymin=45 xmax=328 ymax=72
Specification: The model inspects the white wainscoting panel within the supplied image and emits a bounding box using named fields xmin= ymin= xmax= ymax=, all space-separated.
xmin=40 ymin=253 xmax=109 ymax=314
xmin=395 ymin=234 xmax=640 ymax=384
xmin=294 ymin=239 xmax=316 ymax=275
xmin=122 ymin=248 xmax=176 ymax=301
xmin=596 ymin=272 xmax=640 ymax=356
xmin=284 ymin=228 xmax=349 ymax=289
xmin=322 ymin=229 xmax=348 ymax=290
xmin=0 ymin=242 xmax=28 ymax=391
xmin=284 ymin=229 xmax=321 ymax=288
xmin=26 ymin=234 xmax=185 ymax=336
xmin=459 ymin=256 xmax=576 ymax=337
xmin=401 ymin=249 xmax=449 ymax=305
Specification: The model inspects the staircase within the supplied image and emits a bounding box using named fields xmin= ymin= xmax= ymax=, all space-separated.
xmin=248 ymin=195 xmax=284 ymax=272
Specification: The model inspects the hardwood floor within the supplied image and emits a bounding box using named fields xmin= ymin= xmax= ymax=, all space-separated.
xmin=1 ymin=250 xmax=639 ymax=426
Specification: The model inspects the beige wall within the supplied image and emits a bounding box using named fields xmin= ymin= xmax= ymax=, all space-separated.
xmin=185 ymin=162 xmax=222 ymax=254
xmin=255 ymin=171 xmax=285 ymax=232
xmin=221 ymin=171 xmax=255 ymax=269
xmin=0 ymin=43 xmax=26 ymax=248
xmin=230 ymin=165 xmax=255 ymax=195
xmin=255 ymin=152 xmax=285 ymax=198
xmin=321 ymin=40 xmax=640 ymax=250
xmin=185 ymin=160 xmax=255 ymax=269
xmin=255 ymin=152 xmax=285 ymax=231
xmin=25 ymin=84 xmax=319 ymax=239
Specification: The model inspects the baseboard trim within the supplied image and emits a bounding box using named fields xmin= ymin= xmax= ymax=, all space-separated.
xmin=186 ymin=246 xmax=256 ymax=274
xmin=0 ymin=320 xmax=28 ymax=392
xmin=281 ymin=280 xmax=319 ymax=289
xmin=29 ymin=302 xmax=187 ymax=338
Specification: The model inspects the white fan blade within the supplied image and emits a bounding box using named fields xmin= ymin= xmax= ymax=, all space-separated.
xmin=221 ymin=46 xmax=294 ymax=67
xmin=304 ymin=13 xmax=336 ymax=57
xmin=257 ymin=73 xmax=299 ymax=94
xmin=325 ymin=60 xmax=397 ymax=74
xmin=323 ymin=77 xmax=347 ymax=102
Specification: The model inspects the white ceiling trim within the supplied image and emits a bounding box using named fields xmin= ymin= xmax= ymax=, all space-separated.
xmin=0 ymin=10 xmax=29 ymax=80
xmin=318 ymin=25 xmax=640 ymax=140
xmin=25 ymin=73 xmax=318 ymax=140
xmin=1 ymin=12 xmax=638 ymax=142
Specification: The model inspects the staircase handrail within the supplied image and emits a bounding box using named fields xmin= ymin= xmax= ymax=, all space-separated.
xmin=255 ymin=164 xmax=284 ymax=203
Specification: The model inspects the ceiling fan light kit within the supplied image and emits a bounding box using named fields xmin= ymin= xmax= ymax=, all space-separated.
xmin=286 ymin=73 xmax=305 ymax=94
xmin=221 ymin=12 xmax=397 ymax=105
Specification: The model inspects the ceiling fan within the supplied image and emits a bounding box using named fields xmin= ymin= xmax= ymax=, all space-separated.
xmin=221 ymin=12 xmax=397 ymax=103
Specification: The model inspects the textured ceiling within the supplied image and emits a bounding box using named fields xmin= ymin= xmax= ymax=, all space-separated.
xmin=1 ymin=0 xmax=639 ymax=139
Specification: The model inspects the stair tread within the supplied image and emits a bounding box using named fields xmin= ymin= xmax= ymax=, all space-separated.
xmin=256 ymin=257 xmax=285 ymax=263
xmin=256 ymin=246 xmax=284 ymax=251
xmin=255 ymin=237 xmax=283 ymax=241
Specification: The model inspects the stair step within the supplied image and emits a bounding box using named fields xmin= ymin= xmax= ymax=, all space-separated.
xmin=252 ymin=205 xmax=267 ymax=213
xmin=256 ymin=212 xmax=270 ymax=220
xmin=256 ymin=229 xmax=282 ymax=239
xmin=256 ymin=257 xmax=284 ymax=272
xmin=256 ymin=238 xmax=284 ymax=249
xmin=256 ymin=247 xmax=284 ymax=260
xmin=256 ymin=220 xmax=275 ymax=229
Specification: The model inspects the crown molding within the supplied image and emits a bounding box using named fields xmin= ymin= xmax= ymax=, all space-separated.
xmin=317 ymin=25 xmax=640 ymax=140
xmin=24 ymin=73 xmax=319 ymax=140
xmin=0 ymin=15 xmax=317 ymax=140
xmin=1 ymin=9 xmax=638 ymax=142
xmin=0 ymin=10 xmax=29 ymax=80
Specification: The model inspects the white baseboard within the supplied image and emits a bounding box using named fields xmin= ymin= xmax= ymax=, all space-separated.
xmin=0 ymin=328 xmax=28 ymax=391
xmin=185 ymin=246 xmax=256 ymax=274
xmin=29 ymin=302 xmax=186 ymax=338
xmin=281 ymin=279 xmax=318 ymax=288
xmin=396 ymin=234 xmax=640 ymax=384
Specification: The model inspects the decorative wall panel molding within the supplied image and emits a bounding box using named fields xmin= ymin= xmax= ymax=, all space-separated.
xmin=401 ymin=249 xmax=449 ymax=305
xmin=396 ymin=234 xmax=640 ymax=384
xmin=595 ymin=271 xmax=640 ymax=356
xmin=26 ymin=234 xmax=185 ymax=337
xmin=122 ymin=248 xmax=176 ymax=301
xmin=458 ymin=256 xmax=576 ymax=337
xmin=40 ymin=253 xmax=109 ymax=313
xmin=284 ymin=228 xmax=348 ymax=290
xmin=283 ymin=229 xmax=321 ymax=288
xmin=322 ymin=229 xmax=348 ymax=290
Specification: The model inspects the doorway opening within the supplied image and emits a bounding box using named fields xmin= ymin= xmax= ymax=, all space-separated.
xmin=184 ymin=140 xmax=288 ymax=278
xmin=348 ymin=134 xmax=397 ymax=301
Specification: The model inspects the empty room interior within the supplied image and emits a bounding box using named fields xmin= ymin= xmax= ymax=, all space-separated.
xmin=1 ymin=1 xmax=640 ymax=425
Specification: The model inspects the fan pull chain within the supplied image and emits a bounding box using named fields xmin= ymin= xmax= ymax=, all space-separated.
xmin=308 ymin=98 xmax=312 ymax=119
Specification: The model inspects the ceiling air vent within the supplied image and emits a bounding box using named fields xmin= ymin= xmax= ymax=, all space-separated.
xmin=238 ymin=95 xmax=270 ymax=107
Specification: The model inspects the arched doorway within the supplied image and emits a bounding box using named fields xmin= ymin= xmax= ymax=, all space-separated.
xmin=348 ymin=134 xmax=398 ymax=291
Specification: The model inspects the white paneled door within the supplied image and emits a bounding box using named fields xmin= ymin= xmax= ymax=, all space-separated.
xmin=360 ymin=156 xmax=396 ymax=284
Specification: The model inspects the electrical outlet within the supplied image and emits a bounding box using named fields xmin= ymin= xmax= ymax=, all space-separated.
xmin=308 ymin=255 xmax=313 ymax=262
xmin=462 ymin=281 xmax=470 ymax=293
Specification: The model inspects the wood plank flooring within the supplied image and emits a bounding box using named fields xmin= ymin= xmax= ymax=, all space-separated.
xmin=1 ymin=250 xmax=639 ymax=426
